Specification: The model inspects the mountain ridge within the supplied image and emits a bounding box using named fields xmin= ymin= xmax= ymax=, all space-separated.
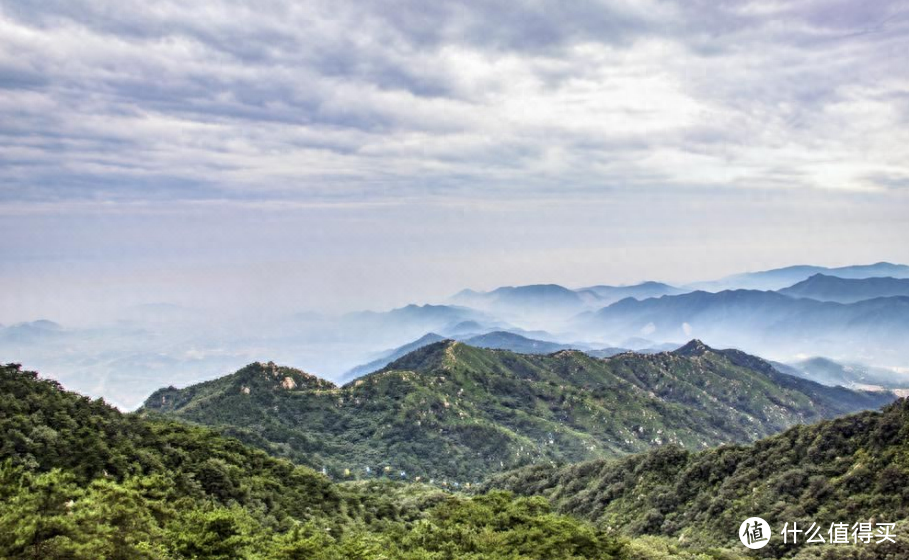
xmin=142 ymin=340 xmax=894 ymax=482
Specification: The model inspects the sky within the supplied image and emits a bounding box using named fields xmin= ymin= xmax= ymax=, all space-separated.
xmin=2 ymin=0 xmax=909 ymax=324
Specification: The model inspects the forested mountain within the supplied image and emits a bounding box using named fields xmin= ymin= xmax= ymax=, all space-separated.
xmin=0 ymin=362 xmax=640 ymax=560
xmin=142 ymin=341 xmax=892 ymax=482
xmin=486 ymin=397 xmax=909 ymax=558
xmin=341 ymin=331 xmax=575 ymax=382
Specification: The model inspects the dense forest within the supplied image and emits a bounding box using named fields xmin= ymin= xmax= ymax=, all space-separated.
xmin=0 ymin=362 xmax=734 ymax=559
xmin=4 ymin=353 xmax=907 ymax=559
xmin=487 ymin=398 xmax=909 ymax=558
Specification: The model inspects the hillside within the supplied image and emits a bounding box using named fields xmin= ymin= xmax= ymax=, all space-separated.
xmin=0 ymin=362 xmax=638 ymax=560
xmin=486 ymin=397 xmax=909 ymax=557
xmin=779 ymin=273 xmax=909 ymax=303
xmin=341 ymin=331 xmax=574 ymax=382
xmin=142 ymin=341 xmax=893 ymax=483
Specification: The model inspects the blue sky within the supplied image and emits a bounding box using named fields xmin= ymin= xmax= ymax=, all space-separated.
xmin=2 ymin=0 xmax=909 ymax=322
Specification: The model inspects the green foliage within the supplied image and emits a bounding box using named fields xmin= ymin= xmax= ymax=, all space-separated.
xmin=2 ymin=359 xmax=903 ymax=560
xmin=141 ymin=341 xmax=891 ymax=483
xmin=0 ymin=362 xmax=636 ymax=559
xmin=486 ymin=398 xmax=909 ymax=557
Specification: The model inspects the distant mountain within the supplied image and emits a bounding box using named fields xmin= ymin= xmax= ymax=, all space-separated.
xmin=579 ymin=290 xmax=909 ymax=363
xmin=346 ymin=303 xmax=483 ymax=326
xmin=450 ymin=284 xmax=593 ymax=324
xmin=778 ymin=356 xmax=909 ymax=390
xmin=461 ymin=331 xmax=574 ymax=354
xmin=142 ymin=341 xmax=892 ymax=482
xmin=0 ymin=319 xmax=64 ymax=343
xmin=779 ymin=273 xmax=909 ymax=303
xmin=691 ymin=261 xmax=909 ymax=291
xmin=341 ymin=331 xmax=569 ymax=382
xmin=441 ymin=320 xmax=489 ymax=336
xmin=450 ymin=282 xmax=687 ymax=317
xmin=585 ymin=347 xmax=631 ymax=358
xmin=453 ymin=283 xmax=585 ymax=306
xmin=486 ymin=397 xmax=909 ymax=553
xmin=579 ymin=281 xmax=685 ymax=306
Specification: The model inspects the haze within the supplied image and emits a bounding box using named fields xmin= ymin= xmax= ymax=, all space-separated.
xmin=1 ymin=1 xmax=909 ymax=407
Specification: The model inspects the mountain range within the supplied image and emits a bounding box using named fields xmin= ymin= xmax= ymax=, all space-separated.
xmin=142 ymin=340 xmax=893 ymax=483
xmin=7 ymin=261 xmax=909 ymax=411
xmin=13 ymin=359 xmax=909 ymax=558
xmin=778 ymin=273 xmax=909 ymax=303
xmin=575 ymin=289 xmax=909 ymax=365
xmin=688 ymin=261 xmax=909 ymax=292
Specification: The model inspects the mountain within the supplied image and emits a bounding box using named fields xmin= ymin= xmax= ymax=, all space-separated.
xmin=452 ymin=284 xmax=587 ymax=309
xmin=142 ymin=341 xmax=892 ymax=482
xmin=450 ymin=282 xmax=686 ymax=320
xmin=340 ymin=332 xmax=446 ymax=382
xmin=450 ymin=284 xmax=594 ymax=327
xmin=0 ymin=319 xmax=65 ymax=343
xmin=691 ymin=261 xmax=909 ymax=292
xmin=585 ymin=347 xmax=632 ymax=358
xmin=779 ymin=273 xmax=909 ymax=303
xmin=486 ymin=396 xmax=909 ymax=556
xmin=340 ymin=331 xmax=570 ymax=382
xmin=778 ymin=356 xmax=909 ymax=390
xmin=579 ymin=281 xmax=685 ymax=306
xmin=0 ymin=362 xmax=635 ymax=560
xmin=579 ymin=290 xmax=909 ymax=364
xmin=461 ymin=331 xmax=575 ymax=354
xmin=341 ymin=303 xmax=491 ymax=344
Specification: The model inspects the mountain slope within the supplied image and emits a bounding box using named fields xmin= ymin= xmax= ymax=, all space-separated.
xmin=340 ymin=331 xmax=569 ymax=382
xmin=340 ymin=332 xmax=446 ymax=382
xmin=142 ymin=341 xmax=893 ymax=482
xmin=486 ymin=397 xmax=909 ymax=557
xmin=0 ymin=362 xmax=633 ymax=560
xmin=779 ymin=273 xmax=909 ymax=303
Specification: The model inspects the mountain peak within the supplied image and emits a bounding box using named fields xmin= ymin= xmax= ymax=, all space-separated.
xmin=672 ymin=339 xmax=714 ymax=357
xmin=233 ymin=361 xmax=334 ymax=391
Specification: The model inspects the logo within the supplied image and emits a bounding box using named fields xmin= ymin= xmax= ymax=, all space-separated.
xmin=740 ymin=517 xmax=771 ymax=549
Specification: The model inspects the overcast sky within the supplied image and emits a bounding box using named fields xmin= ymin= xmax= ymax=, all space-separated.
xmin=2 ymin=0 xmax=908 ymax=323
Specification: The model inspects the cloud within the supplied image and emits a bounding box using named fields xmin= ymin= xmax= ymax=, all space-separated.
xmin=0 ymin=0 xmax=907 ymax=206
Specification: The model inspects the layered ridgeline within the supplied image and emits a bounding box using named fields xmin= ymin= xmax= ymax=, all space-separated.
xmin=485 ymin=398 xmax=909 ymax=558
xmin=0 ymin=362 xmax=633 ymax=560
xmin=142 ymin=340 xmax=892 ymax=483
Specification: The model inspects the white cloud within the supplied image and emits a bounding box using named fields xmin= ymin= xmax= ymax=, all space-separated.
xmin=1 ymin=0 xmax=907 ymax=204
